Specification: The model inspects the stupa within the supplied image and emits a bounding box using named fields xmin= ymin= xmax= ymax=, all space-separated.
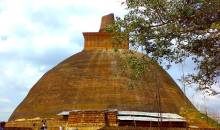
xmin=7 ymin=14 xmax=214 ymax=129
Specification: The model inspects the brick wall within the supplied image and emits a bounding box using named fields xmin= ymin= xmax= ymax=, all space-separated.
xmin=106 ymin=111 xmax=117 ymax=126
xmin=3 ymin=127 xmax=32 ymax=130
xmin=5 ymin=119 xmax=66 ymax=130
xmin=68 ymin=110 xmax=117 ymax=127
xmin=83 ymin=32 xmax=128 ymax=50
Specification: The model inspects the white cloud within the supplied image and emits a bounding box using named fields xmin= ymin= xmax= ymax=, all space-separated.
xmin=0 ymin=98 xmax=11 ymax=103
xmin=0 ymin=107 xmax=14 ymax=122
xmin=0 ymin=107 xmax=14 ymax=114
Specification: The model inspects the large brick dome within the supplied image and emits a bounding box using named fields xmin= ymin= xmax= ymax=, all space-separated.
xmin=9 ymin=14 xmax=196 ymax=121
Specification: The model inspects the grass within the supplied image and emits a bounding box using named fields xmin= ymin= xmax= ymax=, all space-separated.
xmin=180 ymin=107 xmax=220 ymax=128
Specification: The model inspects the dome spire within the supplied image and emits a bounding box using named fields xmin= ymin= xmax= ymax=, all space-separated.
xmin=99 ymin=13 xmax=114 ymax=32
xmin=83 ymin=14 xmax=128 ymax=50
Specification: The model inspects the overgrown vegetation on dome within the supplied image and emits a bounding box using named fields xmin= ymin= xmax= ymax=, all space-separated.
xmin=116 ymin=50 xmax=150 ymax=89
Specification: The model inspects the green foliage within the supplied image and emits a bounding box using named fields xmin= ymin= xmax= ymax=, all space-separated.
xmin=117 ymin=51 xmax=149 ymax=88
xmin=126 ymin=55 xmax=148 ymax=79
xmin=181 ymin=108 xmax=220 ymax=127
xmin=198 ymin=113 xmax=220 ymax=127
xmin=110 ymin=0 xmax=220 ymax=93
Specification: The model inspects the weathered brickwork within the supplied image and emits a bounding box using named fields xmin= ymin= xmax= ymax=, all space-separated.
xmin=83 ymin=32 xmax=128 ymax=50
xmin=105 ymin=111 xmax=117 ymax=127
xmin=68 ymin=110 xmax=117 ymax=127
xmin=5 ymin=120 xmax=66 ymax=130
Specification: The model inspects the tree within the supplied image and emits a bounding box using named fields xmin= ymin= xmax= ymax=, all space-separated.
xmin=108 ymin=0 xmax=220 ymax=94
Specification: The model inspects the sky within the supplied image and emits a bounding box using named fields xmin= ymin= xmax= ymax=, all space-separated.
xmin=0 ymin=0 xmax=219 ymax=121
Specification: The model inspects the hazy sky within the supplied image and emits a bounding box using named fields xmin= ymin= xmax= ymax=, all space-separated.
xmin=0 ymin=0 xmax=219 ymax=121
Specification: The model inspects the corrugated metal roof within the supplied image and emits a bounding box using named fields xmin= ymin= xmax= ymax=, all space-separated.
xmin=118 ymin=116 xmax=186 ymax=122
xmin=57 ymin=111 xmax=71 ymax=116
xmin=57 ymin=110 xmax=186 ymax=122
xmin=57 ymin=109 xmax=117 ymax=116
xmin=118 ymin=111 xmax=184 ymax=119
